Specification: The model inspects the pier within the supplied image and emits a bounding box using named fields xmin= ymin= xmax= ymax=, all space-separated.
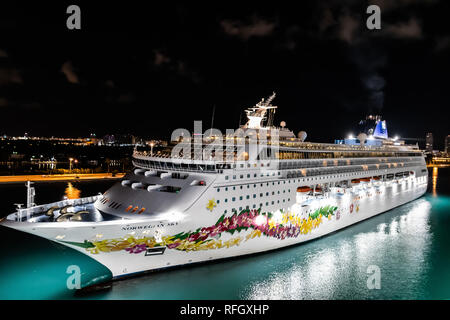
xmin=0 ymin=173 xmax=125 ymax=184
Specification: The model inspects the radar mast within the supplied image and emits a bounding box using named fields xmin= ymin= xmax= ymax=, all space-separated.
xmin=244 ymin=92 xmax=277 ymax=129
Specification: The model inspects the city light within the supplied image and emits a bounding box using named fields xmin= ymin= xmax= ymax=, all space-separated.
xmin=348 ymin=134 xmax=354 ymax=139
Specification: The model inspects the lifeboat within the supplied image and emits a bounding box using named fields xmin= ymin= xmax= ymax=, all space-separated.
xmin=360 ymin=177 xmax=371 ymax=182
xmin=314 ymin=187 xmax=323 ymax=192
xmin=373 ymin=176 xmax=381 ymax=180
xmin=297 ymin=186 xmax=311 ymax=193
xmin=351 ymin=179 xmax=360 ymax=184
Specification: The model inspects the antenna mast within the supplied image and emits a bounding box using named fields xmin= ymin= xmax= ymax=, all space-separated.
xmin=210 ymin=104 xmax=216 ymax=130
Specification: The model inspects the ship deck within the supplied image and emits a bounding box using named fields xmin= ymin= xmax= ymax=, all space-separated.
xmin=5 ymin=196 xmax=123 ymax=223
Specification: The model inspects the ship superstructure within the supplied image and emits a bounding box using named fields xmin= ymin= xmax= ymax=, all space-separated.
xmin=0 ymin=94 xmax=428 ymax=281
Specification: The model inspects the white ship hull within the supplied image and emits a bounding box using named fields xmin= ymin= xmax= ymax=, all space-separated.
xmin=0 ymin=94 xmax=429 ymax=282
xmin=1 ymin=177 xmax=427 ymax=279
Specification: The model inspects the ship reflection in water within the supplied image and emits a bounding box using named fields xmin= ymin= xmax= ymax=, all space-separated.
xmin=245 ymin=199 xmax=432 ymax=299
xmin=64 ymin=182 xmax=81 ymax=200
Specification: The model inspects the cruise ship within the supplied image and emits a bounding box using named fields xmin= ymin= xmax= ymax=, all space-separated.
xmin=0 ymin=93 xmax=428 ymax=280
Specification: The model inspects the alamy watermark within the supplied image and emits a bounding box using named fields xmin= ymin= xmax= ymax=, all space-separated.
xmin=66 ymin=5 xmax=81 ymax=30
xmin=366 ymin=265 xmax=381 ymax=290
xmin=366 ymin=5 xmax=381 ymax=30
xmin=139 ymin=120 xmax=282 ymax=167
xmin=66 ymin=264 xmax=81 ymax=290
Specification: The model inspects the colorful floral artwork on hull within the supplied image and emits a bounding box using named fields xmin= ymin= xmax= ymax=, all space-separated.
xmin=62 ymin=206 xmax=338 ymax=254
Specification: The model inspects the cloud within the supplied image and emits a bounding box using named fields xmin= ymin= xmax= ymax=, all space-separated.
xmin=151 ymin=49 xmax=202 ymax=84
xmin=434 ymin=36 xmax=450 ymax=52
xmin=220 ymin=16 xmax=276 ymax=40
xmin=154 ymin=51 xmax=171 ymax=66
xmin=61 ymin=61 xmax=79 ymax=84
xmin=117 ymin=92 xmax=136 ymax=104
xmin=384 ymin=17 xmax=423 ymax=39
xmin=105 ymin=80 xmax=115 ymax=88
xmin=0 ymin=67 xmax=22 ymax=85
xmin=363 ymin=74 xmax=385 ymax=91
xmin=319 ymin=7 xmax=336 ymax=33
xmin=371 ymin=0 xmax=437 ymax=11
xmin=0 ymin=97 xmax=8 ymax=107
xmin=337 ymin=12 xmax=360 ymax=44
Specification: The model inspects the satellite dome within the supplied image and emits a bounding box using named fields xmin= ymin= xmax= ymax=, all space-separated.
xmin=298 ymin=131 xmax=307 ymax=142
xmin=357 ymin=133 xmax=367 ymax=146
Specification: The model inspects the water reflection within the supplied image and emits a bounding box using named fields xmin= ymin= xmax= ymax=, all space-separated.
xmin=432 ymin=167 xmax=438 ymax=197
xmin=64 ymin=182 xmax=81 ymax=199
xmin=245 ymin=199 xmax=432 ymax=299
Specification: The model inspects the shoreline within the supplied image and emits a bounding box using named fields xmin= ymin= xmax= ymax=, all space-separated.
xmin=0 ymin=173 xmax=125 ymax=184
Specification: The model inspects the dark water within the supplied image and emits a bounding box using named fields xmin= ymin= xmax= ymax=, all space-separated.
xmin=0 ymin=168 xmax=449 ymax=300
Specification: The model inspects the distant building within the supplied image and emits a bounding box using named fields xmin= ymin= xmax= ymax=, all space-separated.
xmin=446 ymin=135 xmax=450 ymax=154
xmin=426 ymin=133 xmax=433 ymax=153
xmin=102 ymin=134 xmax=136 ymax=146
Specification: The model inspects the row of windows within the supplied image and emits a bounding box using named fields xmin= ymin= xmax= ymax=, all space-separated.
xmin=275 ymin=151 xmax=422 ymax=160
xmin=278 ymin=157 xmax=422 ymax=170
xmin=225 ymin=171 xmax=280 ymax=180
xmin=216 ymin=190 xmax=291 ymax=204
xmin=217 ymin=167 xmax=420 ymax=191
xmin=134 ymin=155 xmax=423 ymax=173
xmin=221 ymin=199 xmax=292 ymax=214
xmin=221 ymin=160 xmax=422 ymax=181
xmin=217 ymin=180 xmax=293 ymax=191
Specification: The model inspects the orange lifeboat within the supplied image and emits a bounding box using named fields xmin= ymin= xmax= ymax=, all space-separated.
xmin=360 ymin=177 xmax=371 ymax=182
xmin=297 ymin=186 xmax=311 ymax=193
xmin=351 ymin=179 xmax=360 ymax=184
xmin=314 ymin=187 xmax=323 ymax=192
xmin=373 ymin=176 xmax=381 ymax=180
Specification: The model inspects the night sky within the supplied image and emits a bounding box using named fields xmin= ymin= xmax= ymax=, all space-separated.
xmin=0 ymin=1 xmax=449 ymax=149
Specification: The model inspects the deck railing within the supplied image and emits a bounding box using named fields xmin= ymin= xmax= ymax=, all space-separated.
xmin=13 ymin=195 xmax=103 ymax=222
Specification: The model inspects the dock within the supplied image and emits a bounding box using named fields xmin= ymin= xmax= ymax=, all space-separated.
xmin=0 ymin=173 xmax=125 ymax=184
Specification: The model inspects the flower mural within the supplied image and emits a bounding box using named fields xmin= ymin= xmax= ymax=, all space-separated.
xmin=206 ymin=199 xmax=217 ymax=212
xmin=62 ymin=206 xmax=338 ymax=255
